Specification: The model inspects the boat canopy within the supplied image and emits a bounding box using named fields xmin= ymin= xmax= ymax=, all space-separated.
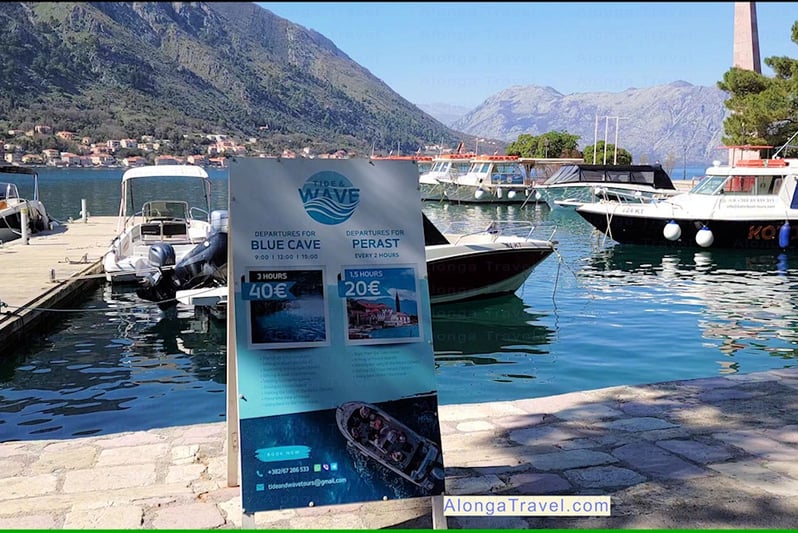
xmin=121 ymin=164 xmax=210 ymax=183
xmin=542 ymin=164 xmax=676 ymax=189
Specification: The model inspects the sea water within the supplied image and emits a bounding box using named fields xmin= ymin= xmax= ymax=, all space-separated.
xmin=2 ymin=166 xmax=797 ymax=442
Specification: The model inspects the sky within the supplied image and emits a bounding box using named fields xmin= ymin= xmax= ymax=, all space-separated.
xmin=259 ymin=2 xmax=798 ymax=108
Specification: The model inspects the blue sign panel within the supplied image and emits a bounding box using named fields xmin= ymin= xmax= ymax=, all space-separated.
xmin=229 ymin=158 xmax=444 ymax=513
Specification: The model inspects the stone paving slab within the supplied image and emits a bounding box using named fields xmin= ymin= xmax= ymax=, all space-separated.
xmin=2 ymin=369 xmax=798 ymax=529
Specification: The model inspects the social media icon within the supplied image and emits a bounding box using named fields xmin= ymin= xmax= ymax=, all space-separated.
xmin=314 ymin=464 xmax=321 ymax=472
xmin=323 ymin=463 xmax=330 ymax=471
xmin=330 ymin=463 xmax=338 ymax=471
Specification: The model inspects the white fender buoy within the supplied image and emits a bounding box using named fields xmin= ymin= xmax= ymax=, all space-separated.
xmin=779 ymin=221 xmax=791 ymax=249
xmin=663 ymin=220 xmax=681 ymax=241
xmin=508 ymin=190 xmax=517 ymax=199
xmin=474 ymin=188 xmax=485 ymax=200
xmin=695 ymin=225 xmax=714 ymax=248
xmin=496 ymin=188 xmax=503 ymax=199
xmin=534 ymin=190 xmax=542 ymax=200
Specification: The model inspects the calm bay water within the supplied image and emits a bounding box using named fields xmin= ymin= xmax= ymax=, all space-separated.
xmin=4 ymin=166 xmax=797 ymax=442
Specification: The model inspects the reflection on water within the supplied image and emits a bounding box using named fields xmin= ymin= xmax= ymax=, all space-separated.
xmin=0 ymin=285 xmax=226 ymax=442
xmin=4 ymin=196 xmax=798 ymax=440
xmin=431 ymin=295 xmax=556 ymax=404
xmin=580 ymin=245 xmax=798 ymax=369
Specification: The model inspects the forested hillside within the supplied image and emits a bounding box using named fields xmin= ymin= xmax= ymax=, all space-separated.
xmin=0 ymin=2 xmax=462 ymax=154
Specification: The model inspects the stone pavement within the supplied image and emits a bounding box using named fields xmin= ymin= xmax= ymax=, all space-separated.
xmin=3 ymin=367 xmax=798 ymax=529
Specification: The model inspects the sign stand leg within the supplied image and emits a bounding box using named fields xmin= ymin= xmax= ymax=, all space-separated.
xmin=242 ymin=511 xmax=256 ymax=529
xmin=226 ymin=292 xmax=241 ymax=488
xmin=431 ymin=494 xmax=447 ymax=529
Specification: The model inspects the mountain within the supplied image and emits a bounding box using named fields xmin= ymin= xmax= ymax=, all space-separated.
xmin=451 ymin=82 xmax=730 ymax=166
xmin=415 ymin=103 xmax=472 ymax=128
xmin=0 ymin=2 xmax=730 ymax=163
xmin=0 ymin=2 xmax=461 ymax=154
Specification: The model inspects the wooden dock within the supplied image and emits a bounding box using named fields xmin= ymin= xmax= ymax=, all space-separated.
xmin=0 ymin=216 xmax=119 ymax=350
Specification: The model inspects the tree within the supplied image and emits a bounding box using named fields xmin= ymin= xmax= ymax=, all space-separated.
xmin=581 ymin=141 xmax=632 ymax=165
xmin=506 ymin=131 xmax=580 ymax=158
xmin=717 ymin=20 xmax=798 ymax=154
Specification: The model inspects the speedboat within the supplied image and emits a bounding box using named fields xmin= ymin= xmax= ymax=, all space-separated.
xmin=0 ymin=165 xmax=51 ymax=243
xmin=576 ymin=157 xmax=798 ymax=249
xmin=134 ymin=213 xmax=557 ymax=310
xmin=423 ymin=214 xmax=557 ymax=304
xmin=102 ymin=165 xmax=216 ymax=283
xmin=419 ymin=153 xmax=474 ymax=201
xmin=533 ymin=163 xmax=680 ymax=209
xmin=437 ymin=155 xmax=535 ymax=204
xmin=335 ymin=400 xmax=444 ymax=491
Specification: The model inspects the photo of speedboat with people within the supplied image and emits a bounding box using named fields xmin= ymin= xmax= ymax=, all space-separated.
xmin=336 ymin=399 xmax=445 ymax=493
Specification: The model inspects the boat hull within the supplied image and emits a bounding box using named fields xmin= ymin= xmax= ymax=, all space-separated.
xmin=426 ymin=244 xmax=554 ymax=304
xmin=577 ymin=209 xmax=798 ymax=249
xmin=440 ymin=183 xmax=536 ymax=204
xmin=419 ymin=181 xmax=446 ymax=201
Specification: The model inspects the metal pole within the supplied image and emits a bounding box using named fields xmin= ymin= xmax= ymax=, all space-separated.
xmin=20 ymin=203 xmax=29 ymax=244
xmin=613 ymin=117 xmax=620 ymax=165
xmin=593 ymin=114 xmax=599 ymax=163
xmin=603 ymin=116 xmax=609 ymax=165
xmin=81 ymin=199 xmax=88 ymax=223
xmin=431 ymin=495 xmax=448 ymax=529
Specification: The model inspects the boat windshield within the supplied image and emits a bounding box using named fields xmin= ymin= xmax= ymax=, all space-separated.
xmin=690 ymin=175 xmax=727 ymax=195
xmin=0 ymin=183 xmax=20 ymax=200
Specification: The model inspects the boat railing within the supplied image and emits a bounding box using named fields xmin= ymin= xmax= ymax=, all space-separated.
xmin=441 ymin=219 xmax=557 ymax=244
xmin=591 ymin=185 xmax=681 ymax=205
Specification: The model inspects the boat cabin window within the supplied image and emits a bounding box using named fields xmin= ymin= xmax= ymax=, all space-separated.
xmin=721 ymin=176 xmax=757 ymax=194
xmin=691 ymin=176 xmax=726 ymax=195
xmin=469 ymin=162 xmax=492 ymax=174
xmin=453 ymin=162 xmax=471 ymax=173
xmin=491 ymin=162 xmax=524 ymax=184
xmin=143 ymin=200 xmax=189 ymax=220
xmin=693 ymin=175 xmax=783 ymax=196
xmin=606 ymin=170 xmax=631 ymax=183
xmin=629 ymin=171 xmax=655 ymax=184
xmin=544 ymin=165 xmax=580 ymax=184
xmin=581 ymin=170 xmax=606 ymax=182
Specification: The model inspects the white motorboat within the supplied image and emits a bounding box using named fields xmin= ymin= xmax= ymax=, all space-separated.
xmin=419 ymin=153 xmax=474 ymax=201
xmin=576 ymin=156 xmax=798 ymax=249
xmin=102 ymin=164 xmax=217 ymax=283
xmin=0 ymin=165 xmax=51 ymax=243
xmin=422 ymin=214 xmax=557 ymax=304
xmin=533 ymin=163 xmax=680 ymax=209
xmin=136 ymin=213 xmax=558 ymax=310
xmin=437 ymin=155 xmax=536 ymax=204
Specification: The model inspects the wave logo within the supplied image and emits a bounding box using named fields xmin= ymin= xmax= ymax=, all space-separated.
xmin=298 ymin=171 xmax=360 ymax=225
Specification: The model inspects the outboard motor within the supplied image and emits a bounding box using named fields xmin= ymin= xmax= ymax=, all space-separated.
xmin=137 ymin=210 xmax=229 ymax=310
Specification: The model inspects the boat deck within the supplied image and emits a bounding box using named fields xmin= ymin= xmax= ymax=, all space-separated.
xmin=0 ymin=216 xmax=118 ymax=348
